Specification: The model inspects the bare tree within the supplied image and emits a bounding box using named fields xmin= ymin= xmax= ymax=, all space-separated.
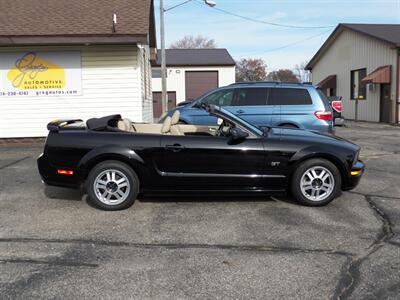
xmin=294 ymin=61 xmax=311 ymax=83
xmin=236 ymin=58 xmax=268 ymax=82
xmin=267 ymin=69 xmax=300 ymax=83
xmin=169 ymin=35 xmax=217 ymax=49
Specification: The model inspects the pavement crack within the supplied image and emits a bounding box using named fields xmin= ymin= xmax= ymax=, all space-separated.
xmin=0 ymin=258 xmax=98 ymax=268
xmin=0 ymin=156 xmax=30 ymax=170
xmin=0 ymin=237 xmax=351 ymax=256
xmin=332 ymin=192 xmax=395 ymax=299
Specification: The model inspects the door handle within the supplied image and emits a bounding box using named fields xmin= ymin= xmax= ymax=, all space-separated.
xmin=236 ymin=109 xmax=245 ymax=114
xmin=165 ymin=144 xmax=185 ymax=152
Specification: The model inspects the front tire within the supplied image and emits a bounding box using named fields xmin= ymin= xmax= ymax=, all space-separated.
xmin=86 ymin=160 xmax=139 ymax=211
xmin=291 ymin=158 xmax=341 ymax=206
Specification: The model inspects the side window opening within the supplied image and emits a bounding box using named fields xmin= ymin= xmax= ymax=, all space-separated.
xmin=236 ymin=88 xmax=268 ymax=106
xmin=268 ymin=88 xmax=313 ymax=105
xmin=200 ymin=89 xmax=234 ymax=106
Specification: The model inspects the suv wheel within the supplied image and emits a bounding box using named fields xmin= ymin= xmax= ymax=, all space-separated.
xmin=86 ymin=160 xmax=139 ymax=210
xmin=291 ymin=158 xmax=341 ymax=206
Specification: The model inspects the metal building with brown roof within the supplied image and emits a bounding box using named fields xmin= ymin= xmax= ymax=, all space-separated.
xmin=306 ymin=23 xmax=400 ymax=124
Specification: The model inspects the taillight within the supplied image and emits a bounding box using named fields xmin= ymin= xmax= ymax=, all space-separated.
xmin=57 ymin=169 xmax=74 ymax=176
xmin=331 ymin=100 xmax=342 ymax=113
xmin=314 ymin=110 xmax=333 ymax=121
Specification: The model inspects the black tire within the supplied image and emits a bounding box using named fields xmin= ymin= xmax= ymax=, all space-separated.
xmin=291 ymin=158 xmax=341 ymax=206
xmin=86 ymin=160 xmax=139 ymax=211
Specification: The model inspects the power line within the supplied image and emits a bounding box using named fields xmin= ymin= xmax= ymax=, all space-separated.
xmin=255 ymin=29 xmax=333 ymax=54
xmin=194 ymin=0 xmax=336 ymax=29
xmin=234 ymin=29 xmax=332 ymax=59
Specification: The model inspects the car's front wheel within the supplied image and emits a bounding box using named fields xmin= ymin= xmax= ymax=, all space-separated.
xmin=86 ymin=160 xmax=139 ymax=210
xmin=291 ymin=158 xmax=341 ymax=206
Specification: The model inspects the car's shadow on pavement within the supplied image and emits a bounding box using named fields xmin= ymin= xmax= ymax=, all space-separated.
xmin=44 ymin=185 xmax=299 ymax=206
xmin=44 ymin=186 xmax=84 ymax=201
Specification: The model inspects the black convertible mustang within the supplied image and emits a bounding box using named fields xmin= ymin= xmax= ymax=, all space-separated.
xmin=38 ymin=105 xmax=364 ymax=210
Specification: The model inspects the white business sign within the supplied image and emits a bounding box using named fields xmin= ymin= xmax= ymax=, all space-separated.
xmin=0 ymin=51 xmax=82 ymax=97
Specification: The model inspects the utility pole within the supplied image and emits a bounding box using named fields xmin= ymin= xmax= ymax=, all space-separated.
xmin=160 ymin=0 xmax=168 ymax=114
xmin=159 ymin=0 xmax=216 ymax=114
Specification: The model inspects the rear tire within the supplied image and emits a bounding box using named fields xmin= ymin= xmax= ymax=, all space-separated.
xmin=86 ymin=160 xmax=139 ymax=211
xmin=291 ymin=158 xmax=341 ymax=206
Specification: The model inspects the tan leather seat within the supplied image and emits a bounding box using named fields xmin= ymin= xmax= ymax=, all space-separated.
xmin=170 ymin=111 xmax=184 ymax=135
xmin=161 ymin=116 xmax=172 ymax=134
xmin=117 ymin=118 xmax=136 ymax=132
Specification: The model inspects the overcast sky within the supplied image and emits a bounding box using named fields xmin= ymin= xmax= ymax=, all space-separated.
xmin=155 ymin=0 xmax=400 ymax=71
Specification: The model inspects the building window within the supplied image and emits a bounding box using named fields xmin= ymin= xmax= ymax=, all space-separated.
xmin=152 ymin=68 xmax=167 ymax=78
xmin=152 ymin=68 xmax=161 ymax=78
xmin=351 ymin=69 xmax=367 ymax=100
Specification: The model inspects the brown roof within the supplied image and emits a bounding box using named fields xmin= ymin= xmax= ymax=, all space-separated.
xmin=153 ymin=49 xmax=236 ymax=67
xmin=0 ymin=0 xmax=156 ymax=47
xmin=306 ymin=23 xmax=400 ymax=70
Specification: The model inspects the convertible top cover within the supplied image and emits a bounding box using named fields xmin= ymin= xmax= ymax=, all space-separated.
xmin=86 ymin=114 xmax=121 ymax=131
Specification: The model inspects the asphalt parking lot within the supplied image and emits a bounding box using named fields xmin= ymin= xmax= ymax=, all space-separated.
xmin=0 ymin=122 xmax=399 ymax=299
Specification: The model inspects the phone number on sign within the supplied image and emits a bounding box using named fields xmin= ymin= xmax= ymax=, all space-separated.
xmin=0 ymin=90 xmax=79 ymax=97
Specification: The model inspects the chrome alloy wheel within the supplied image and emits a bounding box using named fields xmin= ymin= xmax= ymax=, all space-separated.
xmin=93 ymin=169 xmax=131 ymax=205
xmin=300 ymin=166 xmax=335 ymax=202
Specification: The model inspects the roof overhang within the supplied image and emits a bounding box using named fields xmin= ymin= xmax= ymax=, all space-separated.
xmin=362 ymin=65 xmax=391 ymax=84
xmin=0 ymin=35 xmax=149 ymax=46
xmin=316 ymin=74 xmax=337 ymax=89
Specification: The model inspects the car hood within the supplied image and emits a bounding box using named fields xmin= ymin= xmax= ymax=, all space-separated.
xmin=276 ymin=127 xmax=360 ymax=151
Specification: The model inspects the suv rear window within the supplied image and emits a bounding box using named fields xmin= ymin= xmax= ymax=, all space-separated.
xmin=268 ymin=88 xmax=312 ymax=105
xmin=236 ymin=88 xmax=268 ymax=106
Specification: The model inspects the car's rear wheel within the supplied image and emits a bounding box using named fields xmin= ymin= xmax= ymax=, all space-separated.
xmin=291 ymin=158 xmax=341 ymax=206
xmin=86 ymin=160 xmax=139 ymax=210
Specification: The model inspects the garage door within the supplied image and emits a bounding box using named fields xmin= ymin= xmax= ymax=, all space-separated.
xmin=185 ymin=71 xmax=218 ymax=101
xmin=152 ymin=92 xmax=177 ymax=119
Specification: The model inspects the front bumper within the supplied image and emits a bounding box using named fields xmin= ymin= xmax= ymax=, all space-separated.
xmin=343 ymin=160 xmax=365 ymax=191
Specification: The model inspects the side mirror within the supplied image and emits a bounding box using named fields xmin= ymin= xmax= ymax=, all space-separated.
xmin=229 ymin=127 xmax=249 ymax=142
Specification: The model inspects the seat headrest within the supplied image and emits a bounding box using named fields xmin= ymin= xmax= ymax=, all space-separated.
xmin=123 ymin=118 xmax=135 ymax=132
xmin=171 ymin=111 xmax=180 ymax=125
xmin=161 ymin=116 xmax=172 ymax=133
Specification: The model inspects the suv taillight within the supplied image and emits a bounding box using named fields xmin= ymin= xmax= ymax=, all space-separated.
xmin=331 ymin=100 xmax=342 ymax=113
xmin=314 ymin=110 xmax=333 ymax=121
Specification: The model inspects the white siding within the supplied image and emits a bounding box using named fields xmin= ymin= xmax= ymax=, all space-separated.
xmin=0 ymin=45 xmax=145 ymax=138
xmin=152 ymin=66 xmax=236 ymax=104
xmin=311 ymin=30 xmax=398 ymax=122
xmin=137 ymin=45 xmax=154 ymax=123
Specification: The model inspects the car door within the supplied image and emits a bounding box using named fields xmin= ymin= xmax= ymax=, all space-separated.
xmin=227 ymin=88 xmax=273 ymax=127
xmin=154 ymin=133 xmax=265 ymax=191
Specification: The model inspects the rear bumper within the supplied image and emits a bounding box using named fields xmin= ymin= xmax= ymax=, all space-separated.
xmin=37 ymin=153 xmax=80 ymax=188
xmin=343 ymin=160 xmax=365 ymax=191
xmin=334 ymin=117 xmax=345 ymax=126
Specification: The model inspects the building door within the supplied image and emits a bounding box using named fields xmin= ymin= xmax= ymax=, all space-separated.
xmin=380 ymin=84 xmax=391 ymax=123
xmin=153 ymin=92 xmax=177 ymax=119
xmin=185 ymin=71 xmax=218 ymax=101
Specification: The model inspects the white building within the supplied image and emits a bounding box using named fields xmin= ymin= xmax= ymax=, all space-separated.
xmin=306 ymin=24 xmax=400 ymax=124
xmin=0 ymin=0 xmax=156 ymax=138
xmin=151 ymin=49 xmax=236 ymax=118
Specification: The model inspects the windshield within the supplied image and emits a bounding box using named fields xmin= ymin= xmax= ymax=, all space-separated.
xmin=213 ymin=106 xmax=264 ymax=136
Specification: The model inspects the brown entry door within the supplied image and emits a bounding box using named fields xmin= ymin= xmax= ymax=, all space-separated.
xmin=380 ymin=84 xmax=391 ymax=123
xmin=185 ymin=71 xmax=218 ymax=101
xmin=153 ymin=92 xmax=177 ymax=119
